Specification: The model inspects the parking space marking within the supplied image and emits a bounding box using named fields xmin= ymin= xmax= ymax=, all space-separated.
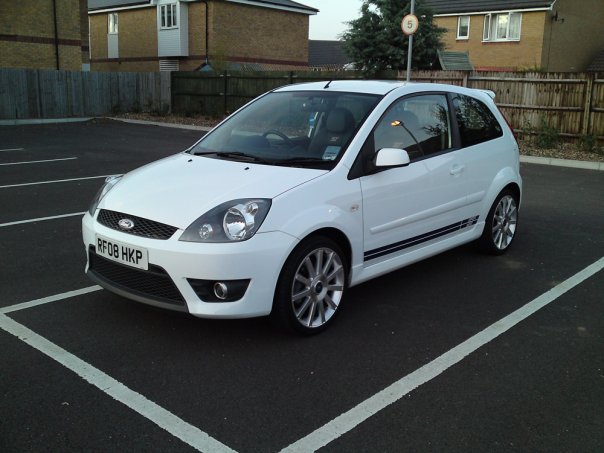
xmin=1 ymin=286 xmax=102 ymax=314
xmin=0 ymin=157 xmax=77 ymax=166
xmin=282 ymin=256 xmax=604 ymax=453
xmin=0 ymin=313 xmax=237 ymax=453
xmin=0 ymin=212 xmax=86 ymax=228
xmin=0 ymin=175 xmax=111 ymax=189
xmin=0 ymin=148 xmax=24 ymax=152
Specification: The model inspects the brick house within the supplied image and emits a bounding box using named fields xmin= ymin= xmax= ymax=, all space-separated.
xmin=88 ymin=0 xmax=317 ymax=72
xmin=0 ymin=0 xmax=89 ymax=71
xmin=425 ymin=0 xmax=604 ymax=71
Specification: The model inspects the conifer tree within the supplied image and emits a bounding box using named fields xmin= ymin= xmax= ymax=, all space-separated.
xmin=342 ymin=0 xmax=445 ymax=74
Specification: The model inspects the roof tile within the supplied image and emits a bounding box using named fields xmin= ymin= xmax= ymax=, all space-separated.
xmin=587 ymin=49 xmax=604 ymax=72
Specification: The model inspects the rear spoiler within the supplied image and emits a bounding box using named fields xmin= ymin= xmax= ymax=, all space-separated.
xmin=478 ymin=89 xmax=496 ymax=100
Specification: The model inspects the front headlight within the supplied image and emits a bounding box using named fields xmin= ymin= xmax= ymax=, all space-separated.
xmin=179 ymin=199 xmax=271 ymax=243
xmin=88 ymin=175 xmax=122 ymax=215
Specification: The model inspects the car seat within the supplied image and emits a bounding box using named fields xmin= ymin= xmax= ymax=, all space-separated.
xmin=308 ymin=107 xmax=356 ymax=158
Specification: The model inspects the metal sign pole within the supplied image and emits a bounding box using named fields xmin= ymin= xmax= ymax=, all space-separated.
xmin=406 ymin=0 xmax=415 ymax=82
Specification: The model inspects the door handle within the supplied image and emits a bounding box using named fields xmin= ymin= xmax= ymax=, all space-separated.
xmin=450 ymin=164 xmax=465 ymax=176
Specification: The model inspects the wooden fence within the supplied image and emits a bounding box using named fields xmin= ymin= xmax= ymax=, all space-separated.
xmin=0 ymin=68 xmax=171 ymax=119
xmin=466 ymin=72 xmax=604 ymax=140
xmin=2 ymin=67 xmax=602 ymax=140
xmin=172 ymin=70 xmax=367 ymax=118
xmin=172 ymin=70 xmax=604 ymax=140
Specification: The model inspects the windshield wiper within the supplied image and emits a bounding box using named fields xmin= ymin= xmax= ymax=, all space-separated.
xmin=192 ymin=151 xmax=273 ymax=164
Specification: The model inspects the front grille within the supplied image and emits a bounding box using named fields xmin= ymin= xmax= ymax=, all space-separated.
xmin=88 ymin=247 xmax=184 ymax=306
xmin=97 ymin=209 xmax=178 ymax=240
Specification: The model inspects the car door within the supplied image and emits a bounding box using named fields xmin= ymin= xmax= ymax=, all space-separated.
xmin=359 ymin=93 xmax=476 ymax=266
xmin=450 ymin=93 xmax=509 ymax=213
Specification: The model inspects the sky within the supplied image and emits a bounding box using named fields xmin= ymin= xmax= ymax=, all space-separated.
xmin=301 ymin=0 xmax=364 ymax=40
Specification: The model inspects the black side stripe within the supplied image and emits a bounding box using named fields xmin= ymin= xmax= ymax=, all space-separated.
xmin=364 ymin=216 xmax=479 ymax=262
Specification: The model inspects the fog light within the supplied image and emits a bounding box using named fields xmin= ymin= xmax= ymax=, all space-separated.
xmin=213 ymin=282 xmax=228 ymax=300
xmin=187 ymin=278 xmax=251 ymax=302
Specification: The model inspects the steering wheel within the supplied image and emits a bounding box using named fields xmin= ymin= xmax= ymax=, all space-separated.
xmin=263 ymin=129 xmax=294 ymax=148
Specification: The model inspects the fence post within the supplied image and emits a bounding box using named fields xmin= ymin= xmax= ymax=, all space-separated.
xmin=463 ymin=71 xmax=469 ymax=88
xmin=289 ymin=71 xmax=294 ymax=85
xmin=170 ymin=71 xmax=174 ymax=114
xmin=582 ymin=72 xmax=595 ymax=136
xmin=223 ymin=70 xmax=228 ymax=116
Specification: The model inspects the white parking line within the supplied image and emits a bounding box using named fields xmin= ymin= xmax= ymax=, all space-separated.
xmin=0 ymin=147 xmax=25 ymax=152
xmin=281 ymin=256 xmax=604 ymax=453
xmin=0 ymin=157 xmax=77 ymax=166
xmin=1 ymin=286 xmax=102 ymax=314
xmin=0 ymin=313 xmax=237 ymax=453
xmin=0 ymin=287 xmax=237 ymax=452
xmin=0 ymin=212 xmax=86 ymax=228
xmin=0 ymin=175 xmax=110 ymax=189
xmin=3 ymin=259 xmax=601 ymax=452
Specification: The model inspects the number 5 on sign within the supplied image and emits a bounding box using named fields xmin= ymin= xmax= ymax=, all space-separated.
xmin=401 ymin=14 xmax=419 ymax=35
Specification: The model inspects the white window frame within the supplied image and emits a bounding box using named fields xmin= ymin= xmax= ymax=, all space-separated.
xmin=483 ymin=14 xmax=491 ymax=40
xmin=457 ymin=16 xmax=470 ymax=40
xmin=160 ymin=4 xmax=178 ymax=29
xmin=108 ymin=13 xmax=118 ymax=34
xmin=483 ymin=12 xmax=522 ymax=42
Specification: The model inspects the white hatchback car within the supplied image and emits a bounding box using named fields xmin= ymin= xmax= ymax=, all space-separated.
xmin=83 ymin=81 xmax=521 ymax=334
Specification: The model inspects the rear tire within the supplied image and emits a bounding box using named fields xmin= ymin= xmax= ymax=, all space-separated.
xmin=270 ymin=236 xmax=347 ymax=335
xmin=479 ymin=189 xmax=519 ymax=255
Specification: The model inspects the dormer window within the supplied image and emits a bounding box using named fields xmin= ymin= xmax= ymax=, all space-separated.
xmin=160 ymin=4 xmax=178 ymax=29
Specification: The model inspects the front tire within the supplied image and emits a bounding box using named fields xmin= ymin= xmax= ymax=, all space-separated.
xmin=479 ymin=189 xmax=519 ymax=255
xmin=271 ymin=236 xmax=347 ymax=335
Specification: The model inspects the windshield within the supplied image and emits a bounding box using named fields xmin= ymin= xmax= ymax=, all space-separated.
xmin=189 ymin=90 xmax=381 ymax=168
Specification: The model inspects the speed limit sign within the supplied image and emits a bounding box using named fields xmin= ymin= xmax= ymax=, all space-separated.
xmin=401 ymin=14 xmax=419 ymax=35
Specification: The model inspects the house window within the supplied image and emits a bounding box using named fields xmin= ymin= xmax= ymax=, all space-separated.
xmin=483 ymin=12 xmax=521 ymax=41
xmin=108 ymin=13 xmax=118 ymax=34
xmin=160 ymin=4 xmax=178 ymax=29
xmin=457 ymin=16 xmax=470 ymax=39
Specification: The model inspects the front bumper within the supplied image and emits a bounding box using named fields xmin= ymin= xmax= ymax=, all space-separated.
xmin=82 ymin=212 xmax=297 ymax=318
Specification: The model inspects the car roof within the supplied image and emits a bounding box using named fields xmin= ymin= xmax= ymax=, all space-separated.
xmin=273 ymin=80 xmax=496 ymax=102
xmin=274 ymin=80 xmax=407 ymax=95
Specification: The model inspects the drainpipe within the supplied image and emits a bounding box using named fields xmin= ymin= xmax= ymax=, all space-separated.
xmin=52 ymin=0 xmax=60 ymax=69
xmin=201 ymin=0 xmax=209 ymax=66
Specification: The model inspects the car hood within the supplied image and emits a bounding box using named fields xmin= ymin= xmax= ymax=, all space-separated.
xmin=99 ymin=153 xmax=327 ymax=228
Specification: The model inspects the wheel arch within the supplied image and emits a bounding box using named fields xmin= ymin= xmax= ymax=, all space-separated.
xmin=300 ymin=227 xmax=353 ymax=280
xmin=503 ymin=182 xmax=521 ymax=207
xmin=481 ymin=166 xmax=522 ymax=220
xmin=270 ymin=227 xmax=352 ymax=333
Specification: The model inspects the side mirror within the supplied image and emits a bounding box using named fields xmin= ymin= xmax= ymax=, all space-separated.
xmin=374 ymin=148 xmax=411 ymax=168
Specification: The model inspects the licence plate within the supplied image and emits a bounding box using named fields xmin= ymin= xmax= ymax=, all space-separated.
xmin=95 ymin=235 xmax=149 ymax=270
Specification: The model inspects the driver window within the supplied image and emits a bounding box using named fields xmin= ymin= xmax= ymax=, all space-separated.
xmin=374 ymin=94 xmax=452 ymax=161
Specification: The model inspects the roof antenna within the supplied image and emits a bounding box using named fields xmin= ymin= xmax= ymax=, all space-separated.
xmin=324 ymin=80 xmax=333 ymax=89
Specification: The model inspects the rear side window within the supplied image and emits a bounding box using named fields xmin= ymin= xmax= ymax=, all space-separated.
xmin=452 ymin=94 xmax=503 ymax=147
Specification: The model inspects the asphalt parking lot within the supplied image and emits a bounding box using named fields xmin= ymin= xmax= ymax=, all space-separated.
xmin=1 ymin=119 xmax=603 ymax=452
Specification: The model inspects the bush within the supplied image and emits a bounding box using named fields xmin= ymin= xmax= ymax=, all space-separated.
xmin=578 ymin=134 xmax=602 ymax=155
xmin=534 ymin=122 xmax=559 ymax=149
xmin=521 ymin=118 xmax=559 ymax=149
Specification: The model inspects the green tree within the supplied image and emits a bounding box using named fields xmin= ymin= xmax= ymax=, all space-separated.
xmin=342 ymin=0 xmax=445 ymax=75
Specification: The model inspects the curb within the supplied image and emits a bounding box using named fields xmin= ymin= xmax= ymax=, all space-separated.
xmin=0 ymin=117 xmax=92 ymax=126
xmin=519 ymin=155 xmax=604 ymax=171
xmin=108 ymin=117 xmax=213 ymax=132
